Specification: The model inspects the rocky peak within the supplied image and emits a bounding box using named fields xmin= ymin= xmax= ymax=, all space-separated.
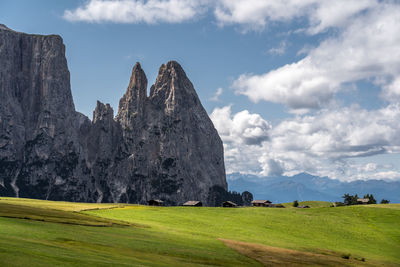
xmin=149 ymin=61 xmax=199 ymax=113
xmin=93 ymin=101 xmax=114 ymax=123
xmin=116 ymin=62 xmax=147 ymax=120
xmin=0 ymin=24 xmax=12 ymax=31
xmin=150 ymin=61 xmax=187 ymax=96
xmin=128 ymin=62 xmax=147 ymax=95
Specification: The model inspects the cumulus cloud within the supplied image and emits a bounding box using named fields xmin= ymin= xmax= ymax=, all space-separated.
xmin=211 ymin=104 xmax=400 ymax=180
xmin=210 ymin=106 xmax=271 ymax=146
xmin=64 ymin=0 xmax=377 ymax=30
xmin=210 ymin=87 xmax=223 ymax=102
xmin=210 ymin=106 xmax=272 ymax=174
xmin=233 ymin=2 xmax=400 ymax=111
xmin=63 ymin=0 xmax=208 ymax=24
xmin=214 ymin=0 xmax=377 ymax=33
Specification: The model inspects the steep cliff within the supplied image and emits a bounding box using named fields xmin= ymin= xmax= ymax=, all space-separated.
xmin=0 ymin=25 xmax=227 ymax=205
xmin=0 ymin=24 xmax=91 ymax=201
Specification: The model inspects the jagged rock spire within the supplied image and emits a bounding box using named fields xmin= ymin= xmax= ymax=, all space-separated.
xmin=149 ymin=61 xmax=200 ymax=114
xmin=128 ymin=62 xmax=147 ymax=97
xmin=116 ymin=62 xmax=147 ymax=131
xmin=93 ymin=101 xmax=114 ymax=123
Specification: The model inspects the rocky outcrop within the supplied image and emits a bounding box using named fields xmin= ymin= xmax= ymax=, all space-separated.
xmin=0 ymin=25 xmax=227 ymax=205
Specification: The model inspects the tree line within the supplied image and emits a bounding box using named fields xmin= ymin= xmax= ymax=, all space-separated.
xmin=334 ymin=193 xmax=390 ymax=206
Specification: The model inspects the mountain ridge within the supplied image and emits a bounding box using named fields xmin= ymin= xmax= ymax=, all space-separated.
xmin=228 ymin=172 xmax=400 ymax=203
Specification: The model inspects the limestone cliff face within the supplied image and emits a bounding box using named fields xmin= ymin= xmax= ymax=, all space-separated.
xmin=0 ymin=24 xmax=90 ymax=201
xmin=0 ymin=26 xmax=227 ymax=205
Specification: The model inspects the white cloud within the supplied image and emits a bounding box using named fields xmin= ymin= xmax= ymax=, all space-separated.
xmin=211 ymin=104 xmax=400 ymax=181
xmin=259 ymin=158 xmax=284 ymax=177
xmin=210 ymin=106 xmax=271 ymax=174
xmin=210 ymin=87 xmax=223 ymax=102
xmin=234 ymin=3 xmax=400 ymax=111
xmin=64 ymin=0 xmax=378 ymax=29
xmin=63 ymin=0 xmax=208 ymax=24
xmin=214 ymin=0 xmax=377 ymax=33
xmin=268 ymin=41 xmax=287 ymax=56
xmin=306 ymin=0 xmax=377 ymax=34
xmin=210 ymin=106 xmax=271 ymax=146
xmin=214 ymin=0 xmax=312 ymax=31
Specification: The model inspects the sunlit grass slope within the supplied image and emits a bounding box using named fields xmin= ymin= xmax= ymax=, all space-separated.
xmin=86 ymin=204 xmax=400 ymax=265
xmin=0 ymin=197 xmax=124 ymax=211
xmin=0 ymin=197 xmax=399 ymax=266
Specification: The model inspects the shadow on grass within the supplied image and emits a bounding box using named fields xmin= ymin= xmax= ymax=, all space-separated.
xmin=0 ymin=202 xmax=143 ymax=227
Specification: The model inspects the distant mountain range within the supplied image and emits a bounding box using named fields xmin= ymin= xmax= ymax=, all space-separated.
xmin=227 ymin=173 xmax=400 ymax=203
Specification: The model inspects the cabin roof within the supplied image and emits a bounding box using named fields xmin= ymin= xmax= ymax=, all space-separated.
xmin=148 ymin=199 xmax=163 ymax=203
xmin=357 ymin=198 xmax=369 ymax=203
xmin=251 ymin=200 xmax=272 ymax=204
xmin=183 ymin=201 xmax=202 ymax=206
xmin=223 ymin=201 xmax=237 ymax=206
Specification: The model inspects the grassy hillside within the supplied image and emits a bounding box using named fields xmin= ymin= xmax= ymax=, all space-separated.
xmin=0 ymin=198 xmax=399 ymax=266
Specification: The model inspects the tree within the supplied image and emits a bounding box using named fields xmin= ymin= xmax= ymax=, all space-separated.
xmin=293 ymin=200 xmax=299 ymax=207
xmin=241 ymin=191 xmax=253 ymax=206
xmin=207 ymin=186 xmax=254 ymax=206
xmin=342 ymin=194 xmax=358 ymax=205
xmin=364 ymin=194 xmax=377 ymax=204
xmin=380 ymin=199 xmax=390 ymax=204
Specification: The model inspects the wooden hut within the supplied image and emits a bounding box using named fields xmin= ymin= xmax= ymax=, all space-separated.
xmin=183 ymin=201 xmax=202 ymax=207
xmin=357 ymin=198 xmax=369 ymax=204
xmin=222 ymin=201 xmax=237 ymax=207
xmin=148 ymin=199 xmax=163 ymax=206
xmin=251 ymin=200 xmax=272 ymax=207
xmin=297 ymin=205 xmax=310 ymax=208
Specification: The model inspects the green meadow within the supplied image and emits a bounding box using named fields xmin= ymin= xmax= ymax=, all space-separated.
xmin=0 ymin=197 xmax=399 ymax=266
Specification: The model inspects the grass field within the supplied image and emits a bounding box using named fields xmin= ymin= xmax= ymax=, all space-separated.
xmin=0 ymin=197 xmax=399 ymax=266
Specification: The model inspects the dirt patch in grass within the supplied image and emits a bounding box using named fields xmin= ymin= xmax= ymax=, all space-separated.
xmin=219 ymin=238 xmax=381 ymax=267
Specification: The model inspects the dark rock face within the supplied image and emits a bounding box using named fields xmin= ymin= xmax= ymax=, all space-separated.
xmin=0 ymin=26 xmax=227 ymax=205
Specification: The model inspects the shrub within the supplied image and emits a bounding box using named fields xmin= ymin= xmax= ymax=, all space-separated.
xmin=380 ymin=199 xmax=390 ymax=204
xmin=293 ymin=200 xmax=299 ymax=207
xmin=341 ymin=253 xmax=351 ymax=259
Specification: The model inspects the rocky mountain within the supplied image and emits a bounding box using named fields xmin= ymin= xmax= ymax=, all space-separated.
xmin=228 ymin=172 xmax=400 ymax=203
xmin=0 ymin=25 xmax=227 ymax=206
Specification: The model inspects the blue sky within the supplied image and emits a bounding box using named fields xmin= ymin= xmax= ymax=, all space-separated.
xmin=2 ymin=0 xmax=400 ymax=181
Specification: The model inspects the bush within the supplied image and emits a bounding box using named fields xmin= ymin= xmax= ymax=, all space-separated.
xmin=380 ymin=199 xmax=390 ymax=204
xmin=293 ymin=200 xmax=299 ymax=207
xmin=341 ymin=253 xmax=351 ymax=259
